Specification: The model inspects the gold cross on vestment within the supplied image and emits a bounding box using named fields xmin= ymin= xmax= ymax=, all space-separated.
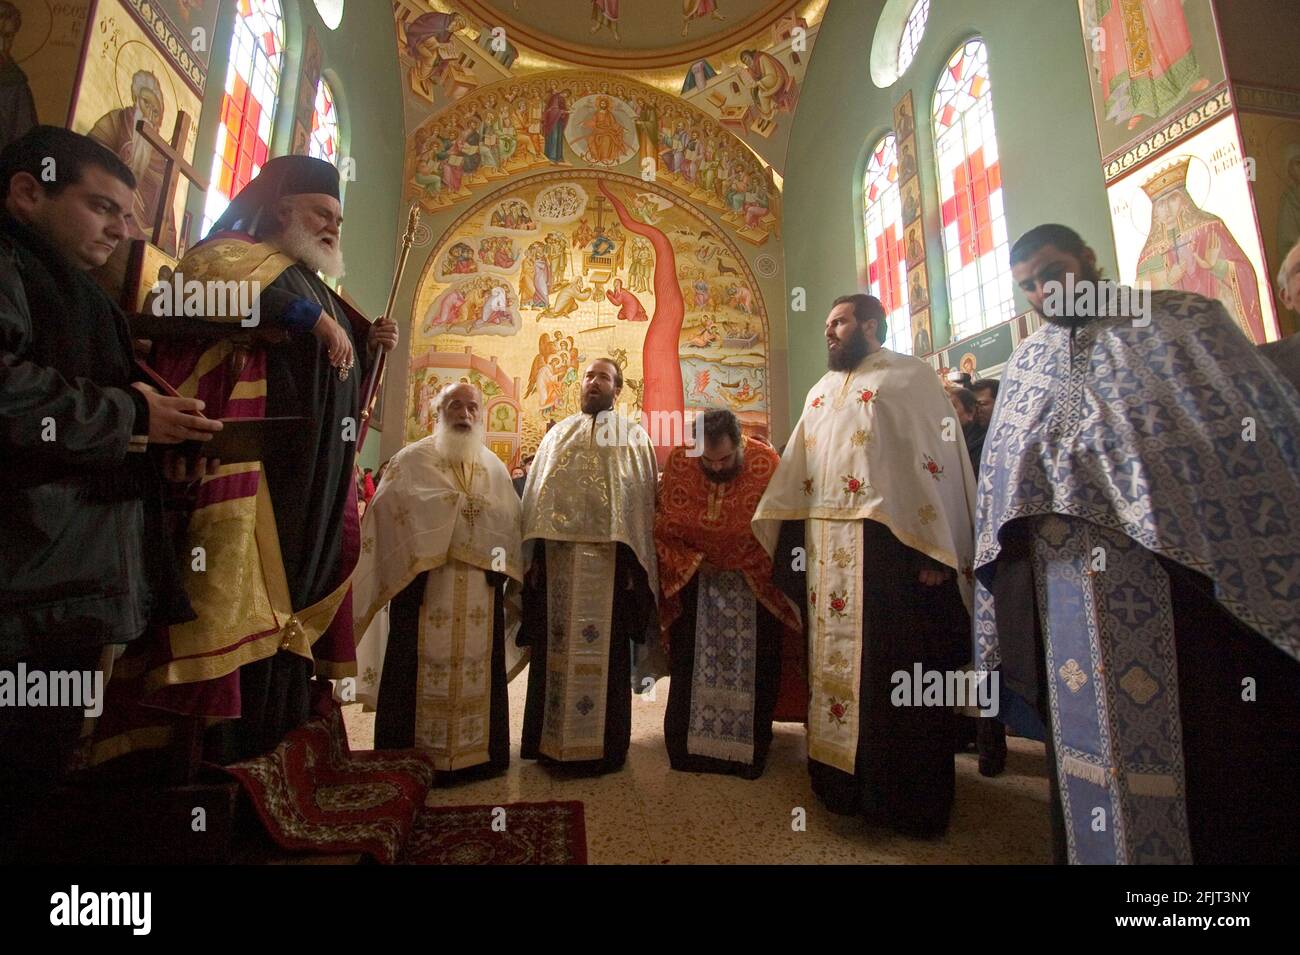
xmin=447 ymin=460 xmax=483 ymax=532
xmin=461 ymin=494 xmax=485 ymax=529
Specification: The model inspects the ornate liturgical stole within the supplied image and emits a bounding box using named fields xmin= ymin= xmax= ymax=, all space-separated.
xmin=416 ymin=561 xmax=495 ymax=770
xmin=539 ymin=540 xmax=617 ymax=761
xmin=687 ymin=568 xmax=758 ymax=764
xmin=805 ymin=519 xmax=865 ymax=774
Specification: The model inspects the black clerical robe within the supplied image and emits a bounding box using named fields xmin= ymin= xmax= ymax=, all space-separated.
xmin=206 ymin=264 xmax=370 ymax=762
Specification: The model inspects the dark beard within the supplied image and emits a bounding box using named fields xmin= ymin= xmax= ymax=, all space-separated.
xmin=703 ymin=459 xmax=743 ymax=484
xmin=582 ymin=392 xmax=614 ymax=415
xmin=828 ymin=326 xmax=872 ymax=371
xmin=1041 ymin=264 xmax=1105 ymax=328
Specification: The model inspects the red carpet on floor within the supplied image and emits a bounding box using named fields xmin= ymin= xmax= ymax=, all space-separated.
xmin=224 ymin=705 xmax=435 ymax=865
xmin=402 ymin=801 xmax=587 ymax=865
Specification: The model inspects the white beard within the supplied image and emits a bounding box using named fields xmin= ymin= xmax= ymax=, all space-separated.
xmin=433 ymin=417 xmax=485 ymax=466
xmin=275 ymin=216 xmax=345 ymax=279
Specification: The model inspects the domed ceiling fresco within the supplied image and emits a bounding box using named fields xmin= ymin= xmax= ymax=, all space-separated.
xmin=390 ymin=0 xmax=826 ymax=466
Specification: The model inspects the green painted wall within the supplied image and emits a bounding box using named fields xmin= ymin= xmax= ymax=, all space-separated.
xmin=185 ymin=0 xmax=404 ymax=318
xmin=781 ymin=0 xmax=1117 ymax=432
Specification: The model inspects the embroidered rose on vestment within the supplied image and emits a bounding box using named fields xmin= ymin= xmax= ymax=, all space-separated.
xmin=828 ymin=591 xmax=848 ymax=617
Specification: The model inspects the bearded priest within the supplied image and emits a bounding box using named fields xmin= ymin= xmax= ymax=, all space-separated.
xmin=753 ymin=294 xmax=977 ymax=837
xmin=518 ymin=358 xmax=658 ymax=774
xmin=353 ymin=383 xmax=523 ymax=781
xmin=95 ymin=156 xmax=400 ymax=768
xmin=655 ymin=408 xmax=804 ymax=779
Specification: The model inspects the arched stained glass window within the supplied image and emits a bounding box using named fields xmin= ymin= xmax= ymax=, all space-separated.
xmin=862 ymin=133 xmax=911 ymax=354
xmin=932 ymin=38 xmax=1013 ymax=343
xmin=309 ymin=78 xmax=340 ymax=166
xmin=897 ymin=0 xmax=930 ymax=76
xmin=203 ymin=0 xmax=285 ymax=233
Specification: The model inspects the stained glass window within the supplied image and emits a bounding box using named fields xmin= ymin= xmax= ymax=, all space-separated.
xmin=309 ymin=78 xmax=340 ymax=167
xmin=862 ymin=133 xmax=911 ymax=354
xmin=932 ymin=38 xmax=1013 ymax=343
xmin=203 ymin=0 xmax=285 ymax=234
xmin=897 ymin=0 xmax=930 ymax=76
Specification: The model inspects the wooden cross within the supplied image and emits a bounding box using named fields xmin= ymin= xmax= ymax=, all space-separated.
xmin=135 ymin=110 xmax=210 ymax=249
xmin=589 ymin=193 xmax=611 ymax=231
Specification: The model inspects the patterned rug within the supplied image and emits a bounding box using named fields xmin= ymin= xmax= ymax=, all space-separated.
xmin=223 ymin=704 xmax=435 ymax=865
xmin=402 ymin=801 xmax=587 ymax=865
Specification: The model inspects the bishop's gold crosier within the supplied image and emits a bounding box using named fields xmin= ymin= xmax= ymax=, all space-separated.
xmin=753 ymin=348 xmax=977 ymax=774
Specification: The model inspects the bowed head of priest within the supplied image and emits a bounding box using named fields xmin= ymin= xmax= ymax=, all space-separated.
xmin=697 ymin=407 xmax=744 ymax=484
xmin=1010 ymin=223 xmax=1103 ymax=326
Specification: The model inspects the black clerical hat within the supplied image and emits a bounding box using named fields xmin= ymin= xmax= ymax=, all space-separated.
xmin=207 ymin=155 xmax=340 ymax=238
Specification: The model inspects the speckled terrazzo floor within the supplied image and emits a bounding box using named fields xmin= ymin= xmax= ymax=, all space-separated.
xmin=343 ymin=670 xmax=1055 ymax=864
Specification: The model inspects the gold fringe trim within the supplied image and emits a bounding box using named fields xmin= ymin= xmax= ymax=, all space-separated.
xmin=1061 ymin=752 xmax=1109 ymax=787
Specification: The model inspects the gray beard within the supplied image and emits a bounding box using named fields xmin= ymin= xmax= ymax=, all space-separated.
xmin=275 ymin=219 xmax=345 ymax=280
xmin=434 ymin=418 xmax=485 ymax=466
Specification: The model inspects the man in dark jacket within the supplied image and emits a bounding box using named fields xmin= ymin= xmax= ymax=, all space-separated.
xmin=947 ymin=384 xmax=1005 ymax=775
xmin=0 ymin=126 xmax=219 ymax=855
